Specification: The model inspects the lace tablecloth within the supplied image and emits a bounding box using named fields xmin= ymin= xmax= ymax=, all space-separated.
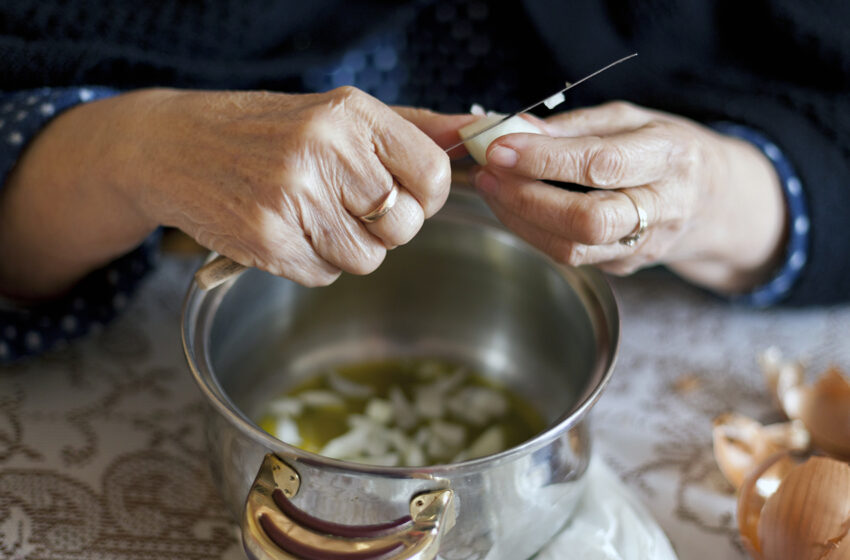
xmin=2 ymin=255 xmax=848 ymax=560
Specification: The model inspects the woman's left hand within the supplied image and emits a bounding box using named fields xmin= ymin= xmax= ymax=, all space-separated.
xmin=471 ymin=101 xmax=788 ymax=293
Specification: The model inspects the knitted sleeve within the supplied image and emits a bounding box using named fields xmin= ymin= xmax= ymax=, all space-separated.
xmin=0 ymin=87 xmax=159 ymax=363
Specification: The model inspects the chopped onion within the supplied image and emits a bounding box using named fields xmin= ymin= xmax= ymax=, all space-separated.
xmin=429 ymin=420 xmax=466 ymax=449
xmin=543 ymin=91 xmax=566 ymax=109
xmin=297 ymin=390 xmax=345 ymax=408
xmin=261 ymin=362 xmax=539 ymax=467
xmin=321 ymin=423 xmax=373 ymax=459
xmin=266 ymin=397 xmax=303 ymax=417
xmin=327 ymin=369 xmax=373 ymax=399
xmin=365 ymin=398 xmax=394 ymax=424
xmin=454 ymin=426 xmax=505 ymax=462
xmin=275 ymin=417 xmax=301 ymax=446
xmin=447 ymin=386 xmax=509 ymax=426
xmin=413 ymin=384 xmax=445 ymax=420
xmin=388 ymin=385 xmax=417 ymax=430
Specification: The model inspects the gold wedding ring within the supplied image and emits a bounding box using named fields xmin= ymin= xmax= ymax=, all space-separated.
xmin=359 ymin=184 xmax=399 ymax=223
xmin=618 ymin=189 xmax=648 ymax=247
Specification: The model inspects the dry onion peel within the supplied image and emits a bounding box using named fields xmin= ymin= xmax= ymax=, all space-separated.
xmin=713 ymin=412 xmax=810 ymax=490
xmin=752 ymin=456 xmax=850 ymax=560
xmin=759 ymin=346 xmax=805 ymax=415
xmin=758 ymin=349 xmax=850 ymax=459
xmin=737 ymin=451 xmax=805 ymax=558
xmin=798 ymin=367 xmax=850 ymax=459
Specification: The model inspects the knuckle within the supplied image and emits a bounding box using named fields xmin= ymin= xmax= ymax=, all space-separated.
xmin=547 ymin=237 xmax=587 ymax=267
xmin=301 ymin=270 xmax=340 ymax=287
xmin=587 ymin=145 xmax=627 ymax=186
xmin=602 ymin=100 xmax=639 ymax=117
xmin=427 ymin=151 xmax=452 ymax=194
xmin=511 ymin=187 xmax=539 ymax=219
xmin=530 ymin=144 xmax=562 ymax=178
xmin=349 ymin=244 xmax=386 ymax=275
xmin=394 ymin=211 xmax=424 ymax=246
xmin=561 ymin=243 xmax=588 ymax=267
xmin=419 ymin=152 xmax=452 ymax=216
xmin=573 ymin=203 xmax=618 ymax=245
xmin=319 ymin=86 xmax=373 ymax=121
xmin=678 ymin=138 xmax=701 ymax=168
xmin=331 ymin=85 xmax=363 ymax=103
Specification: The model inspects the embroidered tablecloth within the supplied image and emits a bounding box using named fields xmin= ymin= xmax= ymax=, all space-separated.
xmin=2 ymin=254 xmax=848 ymax=559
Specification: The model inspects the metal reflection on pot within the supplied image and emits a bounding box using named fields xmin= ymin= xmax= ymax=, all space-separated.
xmin=182 ymin=189 xmax=620 ymax=560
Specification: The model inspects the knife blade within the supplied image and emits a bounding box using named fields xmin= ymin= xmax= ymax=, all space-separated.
xmin=443 ymin=52 xmax=638 ymax=153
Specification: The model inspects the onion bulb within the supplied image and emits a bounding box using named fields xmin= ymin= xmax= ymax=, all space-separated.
xmin=744 ymin=455 xmax=850 ymax=560
xmin=458 ymin=112 xmax=542 ymax=165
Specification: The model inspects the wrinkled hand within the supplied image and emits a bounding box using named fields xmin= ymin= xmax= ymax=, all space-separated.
xmin=472 ymin=102 xmax=787 ymax=292
xmin=109 ymin=87 xmax=473 ymax=286
xmin=0 ymin=86 xmax=474 ymax=297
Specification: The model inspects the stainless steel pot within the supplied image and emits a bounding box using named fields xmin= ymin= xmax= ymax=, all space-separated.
xmin=182 ymin=190 xmax=619 ymax=560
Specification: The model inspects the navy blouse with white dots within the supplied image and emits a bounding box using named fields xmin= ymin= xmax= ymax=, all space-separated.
xmin=0 ymin=4 xmax=811 ymax=362
xmin=0 ymin=88 xmax=160 ymax=363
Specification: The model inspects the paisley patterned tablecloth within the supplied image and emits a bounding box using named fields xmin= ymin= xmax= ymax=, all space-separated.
xmin=1 ymin=255 xmax=848 ymax=560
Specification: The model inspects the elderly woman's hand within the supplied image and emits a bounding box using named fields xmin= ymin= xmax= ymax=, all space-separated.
xmin=472 ymin=102 xmax=788 ymax=293
xmin=0 ymin=87 xmax=472 ymax=297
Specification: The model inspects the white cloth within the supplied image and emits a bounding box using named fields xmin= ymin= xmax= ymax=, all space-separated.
xmin=2 ymin=257 xmax=849 ymax=559
xmin=538 ymin=457 xmax=678 ymax=560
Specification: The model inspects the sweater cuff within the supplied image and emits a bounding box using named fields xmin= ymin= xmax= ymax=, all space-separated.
xmin=711 ymin=122 xmax=810 ymax=307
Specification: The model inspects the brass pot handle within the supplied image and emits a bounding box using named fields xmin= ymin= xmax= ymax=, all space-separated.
xmin=243 ymin=454 xmax=455 ymax=560
xmin=195 ymin=255 xmax=247 ymax=290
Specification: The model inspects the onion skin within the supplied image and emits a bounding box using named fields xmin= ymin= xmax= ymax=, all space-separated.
xmin=757 ymin=456 xmax=850 ymax=560
xmin=713 ymin=413 xmax=809 ymax=490
xmin=798 ymin=368 xmax=850 ymax=459
xmin=737 ymin=451 xmax=803 ymax=558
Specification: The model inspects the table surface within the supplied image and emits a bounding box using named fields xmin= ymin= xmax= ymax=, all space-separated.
xmin=2 ymin=255 xmax=848 ymax=560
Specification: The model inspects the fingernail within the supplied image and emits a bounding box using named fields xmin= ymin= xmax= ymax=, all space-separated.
xmin=488 ymin=145 xmax=518 ymax=168
xmin=474 ymin=170 xmax=500 ymax=196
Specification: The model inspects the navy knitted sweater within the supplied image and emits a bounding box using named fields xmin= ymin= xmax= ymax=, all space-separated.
xmin=1 ymin=0 xmax=848 ymax=305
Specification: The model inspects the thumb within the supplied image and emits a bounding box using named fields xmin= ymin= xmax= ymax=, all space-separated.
xmin=393 ymin=107 xmax=478 ymax=158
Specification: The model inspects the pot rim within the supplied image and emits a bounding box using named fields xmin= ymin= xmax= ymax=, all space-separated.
xmin=181 ymin=191 xmax=620 ymax=475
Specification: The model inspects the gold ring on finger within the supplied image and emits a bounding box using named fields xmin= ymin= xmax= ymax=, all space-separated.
xmin=618 ymin=189 xmax=648 ymax=247
xmin=359 ymin=184 xmax=399 ymax=224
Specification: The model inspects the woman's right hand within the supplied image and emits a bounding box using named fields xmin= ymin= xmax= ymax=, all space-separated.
xmin=112 ymin=87 xmax=462 ymax=286
xmin=0 ymin=87 xmax=471 ymax=296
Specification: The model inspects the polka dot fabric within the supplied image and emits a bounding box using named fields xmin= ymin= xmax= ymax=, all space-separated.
xmin=712 ymin=122 xmax=810 ymax=307
xmin=303 ymin=0 xmax=555 ymax=113
xmin=0 ymin=87 xmax=116 ymax=182
xmin=0 ymin=87 xmax=160 ymax=363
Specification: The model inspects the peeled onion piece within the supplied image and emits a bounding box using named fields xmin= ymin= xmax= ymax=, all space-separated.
xmin=458 ymin=112 xmax=543 ymax=165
